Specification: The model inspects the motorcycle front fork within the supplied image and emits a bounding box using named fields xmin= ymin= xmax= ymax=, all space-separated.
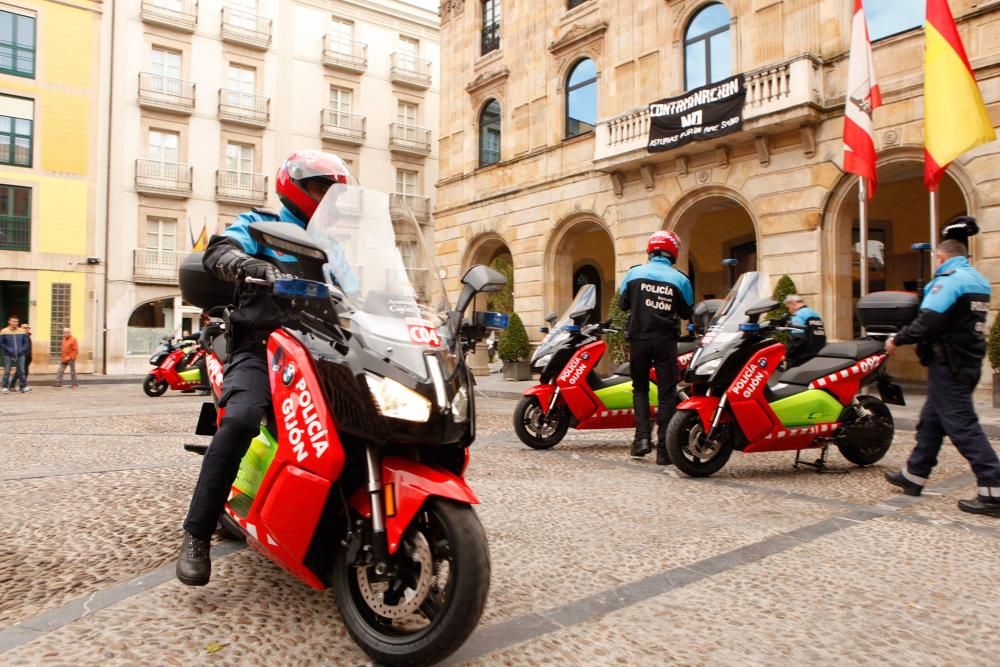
xmin=365 ymin=445 xmax=390 ymax=570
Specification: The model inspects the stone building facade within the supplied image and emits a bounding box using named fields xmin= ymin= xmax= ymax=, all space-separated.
xmin=434 ymin=0 xmax=1000 ymax=382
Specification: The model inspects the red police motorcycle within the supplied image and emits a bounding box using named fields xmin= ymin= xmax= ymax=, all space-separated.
xmin=143 ymin=337 xmax=207 ymax=397
xmin=179 ymin=185 xmax=507 ymax=666
xmin=514 ymin=284 xmax=719 ymax=449
xmin=666 ymin=272 xmax=911 ymax=477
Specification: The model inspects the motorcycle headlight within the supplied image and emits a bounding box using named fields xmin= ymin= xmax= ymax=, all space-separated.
xmin=366 ymin=373 xmax=432 ymax=422
xmin=451 ymin=385 xmax=469 ymax=423
xmin=694 ymin=358 xmax=722 ymax=377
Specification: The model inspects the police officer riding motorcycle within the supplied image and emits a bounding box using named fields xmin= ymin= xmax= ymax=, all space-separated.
xmin=618 ymin=231 xmax=694 ymax=465
xmin=176 ymin=150 xmax=353 ymax=586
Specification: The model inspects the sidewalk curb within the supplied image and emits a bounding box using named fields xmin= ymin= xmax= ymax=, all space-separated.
xmin=22 ymin=376 xmax=139 ymax=388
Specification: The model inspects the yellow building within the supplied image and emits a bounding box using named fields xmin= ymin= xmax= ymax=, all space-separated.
xmin=0 ymin=0 xmax=104 ymax=372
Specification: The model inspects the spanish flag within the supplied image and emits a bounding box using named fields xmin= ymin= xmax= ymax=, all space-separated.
xmin=924 ymin=0 xmax=996 ymax=191
xmin=193 ymin=223 xmax=209 ymax=251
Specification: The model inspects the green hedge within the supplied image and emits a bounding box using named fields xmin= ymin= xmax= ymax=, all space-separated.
xmin=606 ymin=292 xmax=629 ymax=364
xmin=768 ymin=274 xmax=798 ymax=344
xmin=498 ymin=312 xmax=531 ymax=361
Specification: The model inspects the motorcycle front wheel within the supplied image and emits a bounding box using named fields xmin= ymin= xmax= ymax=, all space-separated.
xmin=333 ymin=498 xmax=490 ymax=667
xmin=666 ymin=410 xmax=733 ymax=477
xmin=142 ymin=373 xmax=168 ymax=397
xmin=513 ymin=395 xmax=570 ymax=449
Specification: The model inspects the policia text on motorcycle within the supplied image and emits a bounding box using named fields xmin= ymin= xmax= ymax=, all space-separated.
xmin=176 ymin=150 xmax=354 ymax=586
xmin=884 ymin=239 xmax=1000 ymax=518
xmin=618 ymin=231 xmax=694 ymax=465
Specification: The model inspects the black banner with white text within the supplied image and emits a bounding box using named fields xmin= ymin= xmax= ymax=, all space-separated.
xmin=647 ymin=76 xmax=746 ymax=152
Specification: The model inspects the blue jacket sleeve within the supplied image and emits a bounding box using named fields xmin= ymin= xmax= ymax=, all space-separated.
xmin=220 ymin=214 xmax=260 ymax=255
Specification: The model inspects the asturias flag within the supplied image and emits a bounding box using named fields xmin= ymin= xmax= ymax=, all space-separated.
xmin=924 ymin=0 xmax=996 ymax=191
xmin=843 ymin=0 xmax=882 ymax=198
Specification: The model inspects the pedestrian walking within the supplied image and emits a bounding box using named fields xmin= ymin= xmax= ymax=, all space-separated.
xmin=21 ymin=323 xmax=32 ymax=387
xmin=884 ymin=239 xmax=1000 ymax=517
xmin=0 ymin=315 xmax=29 ymax=393
xmin=56 ymin=328 xmax=79 ymax=388
xmin=618 ymin=231 xmax=693 ymax=465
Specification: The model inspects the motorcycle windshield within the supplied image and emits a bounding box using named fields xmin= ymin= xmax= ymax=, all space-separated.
xmin=694 ymin=272 xmax=772 ymax=366
xmin=307 ymin=184 xmax=454 ymax=380
xmin=532 ymin=285 xmax=597 ymax=363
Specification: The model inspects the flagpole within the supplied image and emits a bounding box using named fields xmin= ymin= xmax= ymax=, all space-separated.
xmin=929 ymin=188 xmax=939 ymax=274
xmin=859 ymin=178 xmax=868 ymax=298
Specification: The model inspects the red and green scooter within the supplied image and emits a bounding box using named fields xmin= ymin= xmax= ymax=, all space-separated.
xmin=513 ymin=284 xmax=719 ymax=449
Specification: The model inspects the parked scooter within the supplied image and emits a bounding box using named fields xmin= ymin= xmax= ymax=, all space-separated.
xmin=143 ymin=337 xmax=207 ymax=397
xmin=513 ymin=284 xmax=720 ymax=449
xmin=178 ymin=184 xmax=507 ymax=667
xmin=666 ymin=272 xmax=910 ymax=477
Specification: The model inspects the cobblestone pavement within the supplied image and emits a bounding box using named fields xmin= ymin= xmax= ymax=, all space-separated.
xmin=1 ymin=385 xmax=999 ymax=665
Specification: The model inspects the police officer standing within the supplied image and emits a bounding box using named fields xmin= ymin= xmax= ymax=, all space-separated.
xmin=784 ymin=294 xmax=826 ymax=367
xmin=176 ymin=150 xmax=354 ymax=585
xmin=619 ymin=231 xmax=694 ymax=465
xmin=884 ymin=237 xmax=1000 ymax=517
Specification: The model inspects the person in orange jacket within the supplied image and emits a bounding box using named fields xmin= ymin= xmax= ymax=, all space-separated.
xmin=55 ymin=328 xmax=79 ymax=388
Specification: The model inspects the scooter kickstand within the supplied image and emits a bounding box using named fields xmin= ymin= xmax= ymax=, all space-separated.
xmin=794 ymin=445 xmax=847 ymax=474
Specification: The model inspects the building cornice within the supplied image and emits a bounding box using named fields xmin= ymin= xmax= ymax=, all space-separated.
xmin=465 ymin=67 xmax=509 ymax=96
xmin=305 ymin=0 xmax=440 ymax=33
xmin=548 ymin=20 xmax=608 ymax=56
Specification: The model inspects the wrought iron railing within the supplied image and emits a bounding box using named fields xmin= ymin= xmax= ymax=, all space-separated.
xmin=481 ymin=22 xmax=500 ymax=55
xmin=0 ymin=215 xmax=30 ymax=251
xmin=133 ymin=248 xmax=185 ymax=284
xmin=321 ymin=110 xmax=366 ymax=143
xmin=216 ymin=169 xmax=267 ymax=203
xmin=138 ymin=72 xmax=196 ymax=112
xmin=218 ymin=89 xmax=270 ymax=125
xmin=390 ymin=53 xmax=432 ymax=87
xmin=323 ymin=37 xmax=368 ymax=72
xmin=220 ymin=7 xmax=271 ymax=48
xmin=389 ymin=123 xmax=432 ymax=154
xmin=141 ymin=0 xmax=198 ymax=31
xmin=135 ymin=159 xmax=193 ymax=195
xmin=390 ymin=193 xmax=431 ymax=221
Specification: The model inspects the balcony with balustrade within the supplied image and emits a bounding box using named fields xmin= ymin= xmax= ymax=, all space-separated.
xmin=388 ymin=123 xmax=432 ymax=157
xmin=138 ymin=72 xmax=196 ymax=115
xmin=320 ymin=110 xmax=366 ymax=145
xmin=141 ymin=0 xmax=198 ymax=33
xmin=593 ymin=55 xmax=824 ymax=172
xmin=390 ymin=53 xmax=432 ymax=89
xmin=216 ymin=170 xmax=267 ymax=205
xmin=323 ymin=37 xmax=368 ymax=73
xmin=390 ymin=193 xmax=431 ymax=222
xmin=133 ymin=248 xmax=185 ymax=285
xmin=218 ymin=90 xmax=270 ymax=127
xmin=135 ymin=159 xmax=193 ymax=198
xmin=220 ymin=7 xmax=271 ymax=50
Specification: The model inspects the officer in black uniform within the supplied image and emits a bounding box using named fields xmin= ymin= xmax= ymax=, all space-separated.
xmin=176 ymin=150 xmax=352 ymax=586
xmin=619 ymin=231 xmax=694 ymax=465
xmin=884 ymin=237 xmax=1000 ymax=517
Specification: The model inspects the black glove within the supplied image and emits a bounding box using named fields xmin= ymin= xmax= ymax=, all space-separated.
xmin=241 ymin=259 xmax=286 ymax=284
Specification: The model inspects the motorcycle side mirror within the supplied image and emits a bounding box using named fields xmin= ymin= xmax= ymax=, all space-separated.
xmin=455 ymin=264 xmax=508 ymax=314
xmin=544 ymin=311 xmax=558 ymax=327
xmin=247 ymin=222 xmax=326 ymax=260
xmin=745 ymin=299 xmax=779 ymax=320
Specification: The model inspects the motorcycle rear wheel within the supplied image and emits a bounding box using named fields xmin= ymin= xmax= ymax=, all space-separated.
xmin=666 ymin=410 xmax=733 ymax=477
xmin=837 ymin=395 xmax=894 ymax=466
xmin=513 ymin=396 xmax=570 ymax=449
xmin=333 ymin=499 xmax=490 ymax=667
xmin=142 ymin=373 xmax=168 ymax=397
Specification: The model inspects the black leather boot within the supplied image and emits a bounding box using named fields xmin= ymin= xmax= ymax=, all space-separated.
xmin=884 ymin=470 xmax=923 ymax=497
xmin=655 ymin=444 xmax=671 ymax=466
xmin=958 ymin=496 xmax=1000 ymax=517
xmin=631 ymin=394 xmax=652 ymax=457
xmin=176 ymin=532 xmax=212 ymax=586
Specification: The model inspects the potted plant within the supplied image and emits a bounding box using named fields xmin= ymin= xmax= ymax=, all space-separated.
xmin=498 ymin=312 xmax=532 ymax=380
xmin=988 ymin=313 xmax=1000 ymax=407
xmin=606 ymin=292 xmax=629 ymax=365
xmin=768 ymin=274 xmax=799 ymax=345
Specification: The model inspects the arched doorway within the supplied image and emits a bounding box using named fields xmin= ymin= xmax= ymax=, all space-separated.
xmin=127 ymin=296 xmax=178 ymax=356
xmin=669 ymin=191 xmax=758 ymax=301
xmin=824 ymin=156 xmax=973 ymax=380
xmin=545 ymin=217 xmax=615 ymax=321
xmin=462 ymin=233 xmax=513 ymax=375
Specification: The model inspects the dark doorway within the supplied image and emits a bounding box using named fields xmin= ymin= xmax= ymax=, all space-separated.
xmin=573 ymin=264 xmax=602 ymax=318
xmin=0 ymin=281 xmax=29 ymax=323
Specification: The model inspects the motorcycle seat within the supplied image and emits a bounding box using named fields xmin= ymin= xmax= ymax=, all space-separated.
xmin=677 ymin=340 xmax=699 ymax=355
xmin=777 ymin=356 xmax=854 ymax=386
xmin=816 ymin=339 xmax=884 ymax=360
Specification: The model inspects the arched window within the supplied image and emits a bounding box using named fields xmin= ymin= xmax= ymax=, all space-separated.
xmin=565 ymin=58 xmax=597 ymax=138
xmin=684 ymin=3 xmax=732 ymax=90
xmin=479 ymin=98 xmax=501 ymax=167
